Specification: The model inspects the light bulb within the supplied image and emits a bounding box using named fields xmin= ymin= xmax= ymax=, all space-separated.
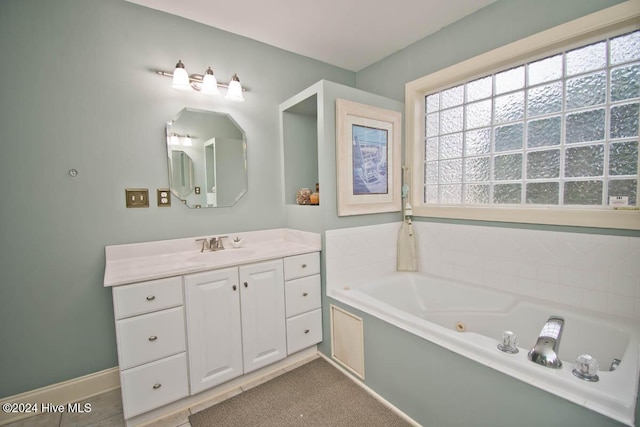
xmin=170 ymin=134 xmax=180 ymax=146
xmin=171 ymin=60 xmax=191 ymax=91
xmin=182 ymin=135 xmax=192 ymax=146
xmin=201 ymin=67 xmax=220 ymax=95
xmin=225 ymin=73 xmax=244 ymax=102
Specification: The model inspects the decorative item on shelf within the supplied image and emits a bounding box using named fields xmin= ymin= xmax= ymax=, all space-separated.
xmin=231 ymin=237 xmax=243 ymax=248
xmin=296 ymin=188 xmax=311 ymax=205
xmin=310 ymin=183 xmax=319 ymax=205
xmin=156 ymin=60 xmax=246 ymax=102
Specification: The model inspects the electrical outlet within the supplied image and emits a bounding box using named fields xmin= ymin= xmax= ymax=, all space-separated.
xmin=125 ymin=188 xmax=149 ymax=208
xmin=195 ymin=186 xmax=201 ymax=195
xmin=157 ymin=189 xmax=171 ymax=207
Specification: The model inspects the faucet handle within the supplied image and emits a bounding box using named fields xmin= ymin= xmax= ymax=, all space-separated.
xmin=217 ymin=236 xmax=228 ymax=249
xmin=195 ymin=238 xmax=209 ymax=253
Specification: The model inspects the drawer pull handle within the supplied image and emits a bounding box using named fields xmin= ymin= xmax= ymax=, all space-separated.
xmin=301 ymin=264 xmax=307 ymax=268
xmin=304 ymin=329 xmax=310 ymax=334
xmin=244 ymin=282 xmax=248 ymax=288
xmin=146 ymin=295 xmax=156 ymax=301
xmin=303 ymin=292 xmax=308 ymax=297
xmin=232 ymin=285 xmax=237 ymax=291
xmin=148 ymin=336 xmax=158 ymax=341
xmin=153 ymin=383 xmax=162 ymax=390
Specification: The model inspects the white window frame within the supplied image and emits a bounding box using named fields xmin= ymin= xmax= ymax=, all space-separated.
xmin=405 ymin=1 xmax=640 ymax=230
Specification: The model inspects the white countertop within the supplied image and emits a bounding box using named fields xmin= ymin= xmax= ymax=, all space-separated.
xmin=104 ymin=228 xmax=321 ymax=286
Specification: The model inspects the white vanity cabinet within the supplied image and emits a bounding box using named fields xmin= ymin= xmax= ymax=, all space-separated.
xmin=105 ymin=231 xmax=322 ymax=424
xmin=184 ymin=259 xmax=286 ymax=394
xmin=283 ymin=253 xmax=323 ymax=354
xmin=112 ymin=277 xmax=189 ymax=419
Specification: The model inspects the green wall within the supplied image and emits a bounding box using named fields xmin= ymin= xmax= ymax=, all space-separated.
xmin=332 ymin=1 xmax=639 ymax=426
xmin=0 ymin=0 xmax=354 ymax=398
xmin=356 ymin=0 xmax=626 ymax=101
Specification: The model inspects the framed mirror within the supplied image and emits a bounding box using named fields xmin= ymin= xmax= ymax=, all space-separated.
xmin=166 ymin=108 xmax=247 ymax=208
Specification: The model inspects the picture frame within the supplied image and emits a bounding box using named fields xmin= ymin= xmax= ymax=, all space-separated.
xmin=336 ymin=98 xmax=402 ymax=216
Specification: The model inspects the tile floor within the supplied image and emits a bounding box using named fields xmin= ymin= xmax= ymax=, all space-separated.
xmin=5 ymin=357 xmax=316 ymax=427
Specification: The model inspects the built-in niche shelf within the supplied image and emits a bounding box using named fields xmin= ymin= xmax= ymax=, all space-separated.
xmin=281 ymin=92 xmax=319 ymax=206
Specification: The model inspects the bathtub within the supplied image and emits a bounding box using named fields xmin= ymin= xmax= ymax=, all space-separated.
xmin=331 ymin=272 xmax=640 ymax=426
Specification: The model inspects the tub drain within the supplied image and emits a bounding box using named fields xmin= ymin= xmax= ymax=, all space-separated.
xmin=455 ymin=321 xmax=466 ymax=332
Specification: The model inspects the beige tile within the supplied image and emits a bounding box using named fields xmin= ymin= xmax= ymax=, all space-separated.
xmin=60 ymin=389 xmax=123 ymax=427
xmin=240 ymin=368 xmax=286 ymax=391
xmin=4 ymin=412 xmax=61 ymax=427
xmin=282 ymin=354 xmax=319 ymax=372
xmin=85 ymin=413 xmax=125 ymax=427
xmin=188 ymin=388 xmax=242 ymax=415
xmin=176 ymin=422 xmax=191 ymax=427
xmin=139 ymin=409 xmax=189 ymax=427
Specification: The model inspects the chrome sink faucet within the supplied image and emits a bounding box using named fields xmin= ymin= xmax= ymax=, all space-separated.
xmin=528 ymin=315 xmax=565 ymax=368
xmin=210 ymin=235 xmax=228 ymax=251
xmin=196 ymin=236 xmax=228 ymax=252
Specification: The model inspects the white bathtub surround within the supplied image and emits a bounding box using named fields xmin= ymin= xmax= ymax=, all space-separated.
xmin=327 ymin=222 xmax=640 ymax=319
xmin=104 ymin=228 xmax=321 ymax=286
xmin=325 ymin=223 xmax=640 ymax=426
xmin=325 ymin=223 xmax=399 ymax=288
xmin=412 ymin=222 xmax=640 ymax=319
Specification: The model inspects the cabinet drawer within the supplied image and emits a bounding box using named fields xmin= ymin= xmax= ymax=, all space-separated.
xmin=120 ymin=352 xmax=189 ymax=419
xmin=285 ymin=274 xmax=321 ymax=318
xmin=116 ymin=307 xmax=186 ymax=370
xmin=286 ymin=308 xmax=322 ymax=355
xmin=283 ymin=252 xmax=320 ymax=281
xmin=113 ymin=277 xmax=183 ymax=319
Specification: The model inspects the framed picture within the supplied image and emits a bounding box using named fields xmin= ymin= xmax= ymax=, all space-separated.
xmin=336 ymin=98 xmax=402 ymax=216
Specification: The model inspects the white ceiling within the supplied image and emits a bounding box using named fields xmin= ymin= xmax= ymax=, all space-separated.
xmin=126 ymin=0 xmax=496 ymax=72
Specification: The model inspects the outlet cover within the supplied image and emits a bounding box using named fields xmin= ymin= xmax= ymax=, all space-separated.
xmin=125 ymin=188 xmax=149 ymax=208
xmin=157 ymin=189 xmax=171 ymax=207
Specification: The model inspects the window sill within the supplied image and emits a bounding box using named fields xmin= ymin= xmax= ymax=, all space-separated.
xmin=413 ymin=205 xmax=640 ymax=230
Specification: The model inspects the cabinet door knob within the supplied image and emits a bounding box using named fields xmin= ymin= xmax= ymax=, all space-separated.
xmin=232 ymin=285 xmax=237 ymax=291
xmin=301 ymin=264 xmax=307 ymax=268
xmin=304 ymin=329 xmax=310 ymax=334
xmin=146 ymin=295 xmax=156 ymax=301
xmin=303 ymin=292 xmax=308 ymax=297
xmin=148 ymin=336 xmax=158 ymax=341
xmin=244 ymin=282 xmax=248 ymax=288
xmin=153 ymin=383 xmax=162 ymax=390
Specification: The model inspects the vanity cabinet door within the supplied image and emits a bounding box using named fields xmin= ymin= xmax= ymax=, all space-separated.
xmin=184 ymin=267 xmax=243 ymax=394
xmin=239 ymin=260 xmax=287 ymax=373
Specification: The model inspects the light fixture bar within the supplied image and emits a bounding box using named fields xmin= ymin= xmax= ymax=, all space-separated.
xmin=155 ymin=70 xmax=248 ymax=91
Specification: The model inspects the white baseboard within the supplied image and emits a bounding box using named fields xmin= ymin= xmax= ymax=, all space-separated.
xmin=319 ymin=353 xmax=422 ymax=427
xmin=0 ymin=367 xmax=120 ymax=426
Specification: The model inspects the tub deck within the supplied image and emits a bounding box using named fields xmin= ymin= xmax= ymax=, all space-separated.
xmin=331 ymin=272 xmax=640 ymax=426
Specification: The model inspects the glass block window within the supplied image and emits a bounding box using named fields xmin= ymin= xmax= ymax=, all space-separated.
xmin=423 ymin=30 xmax=639 ymax=208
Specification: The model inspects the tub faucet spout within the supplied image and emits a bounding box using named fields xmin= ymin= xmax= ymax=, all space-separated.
xmin=528 ymin=315 xmax=564 ymax=369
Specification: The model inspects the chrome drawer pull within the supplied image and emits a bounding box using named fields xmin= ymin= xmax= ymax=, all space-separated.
xmin=153 ymin=383 xmax=162 ymax=390
xmin=148 ymin=336 xmax=158 ymax=341
xmin=303 ymin=292 xmax=308 ymax=297
xmin=304 ymin=329 xmax=310 ymax=334
xmin=146 ymin=295 xmax=156 ymax=301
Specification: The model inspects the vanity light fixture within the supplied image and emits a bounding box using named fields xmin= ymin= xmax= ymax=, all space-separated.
xmin=167 ymin=133 xmax=194 ymax=147
xmin=157 ymin=60 xmax=245 ymax=102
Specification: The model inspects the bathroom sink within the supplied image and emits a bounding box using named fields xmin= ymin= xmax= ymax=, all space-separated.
xmin=188 ymin=249 xmax=255 ymax=264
